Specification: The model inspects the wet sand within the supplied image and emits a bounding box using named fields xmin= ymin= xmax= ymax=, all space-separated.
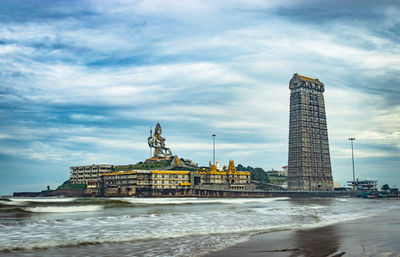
xmin=206 ymin=213 xmax=400 ymax=257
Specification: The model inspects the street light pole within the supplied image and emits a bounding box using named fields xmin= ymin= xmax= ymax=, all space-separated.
xmin=349 ymin=137 xmax=356 ymax=191
xmin=212 ymin=134 xmax=216 ymax=165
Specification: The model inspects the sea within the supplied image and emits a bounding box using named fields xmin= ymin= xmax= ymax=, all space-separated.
xmin=0 ymin=197 xmax=399 ymax=256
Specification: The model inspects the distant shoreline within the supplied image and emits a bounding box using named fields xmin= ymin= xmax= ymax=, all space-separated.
xmin=12 ymin=188 xmax=358 ymax=198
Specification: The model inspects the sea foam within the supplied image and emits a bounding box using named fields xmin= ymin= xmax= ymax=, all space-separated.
xmin=119 ymin=197 xmax=289 ymax=205
xmin=23 ymin=205 xmax=103 ymax=213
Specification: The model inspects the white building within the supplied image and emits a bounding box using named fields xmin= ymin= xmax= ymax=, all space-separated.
xmin=266 ymin=166 xmax=288 ymax=177
xmin=70 ymin=164 xmax=114 ymax=185
xmin=347 ymin=178 xmax=378 ymax=191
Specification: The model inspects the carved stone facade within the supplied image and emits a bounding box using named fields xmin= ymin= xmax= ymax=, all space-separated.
xmin=288 ymin=74 xmax=333 ymax=190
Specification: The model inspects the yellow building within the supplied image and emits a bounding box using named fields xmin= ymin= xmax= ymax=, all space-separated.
xmin=151 ymin=171 xmax=191 ymax=189
xmin=196 ymin=160 xmax=251 ymax=190
xmin=98 ymin=160 xmax=253 ymax=196
xmin=101 ymin=170 xmax=191 ymax=191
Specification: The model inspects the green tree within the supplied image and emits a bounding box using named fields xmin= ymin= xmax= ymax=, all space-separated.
xmin=250 ymin=168 xmax=270 ymax=184
xmin=236 ymin=164 xmax=246 ymax=171
xmin=57 ymin=180 xmax=87 ymax=190
xmin=236 ymin=164 xmax=271 ymax=189
xmin=381 ymin=184 xmax=390 ymax=191
xmin=246 ymin=166 xmax=254 ymax=172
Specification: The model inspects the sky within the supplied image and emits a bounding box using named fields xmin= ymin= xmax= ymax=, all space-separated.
xmin=0 ymin=0 xmax=399 ymax=195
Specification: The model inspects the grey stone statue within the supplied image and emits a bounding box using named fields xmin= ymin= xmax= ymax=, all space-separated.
xmin=148 ymin=122 xmax=172 ymax=158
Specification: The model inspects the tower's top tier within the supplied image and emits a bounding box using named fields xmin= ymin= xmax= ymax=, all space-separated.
xmin=289 ymin=73 xmax=325 ymax=92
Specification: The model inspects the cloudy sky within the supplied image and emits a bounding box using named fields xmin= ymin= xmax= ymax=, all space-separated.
xmin=0 ymin=0 xmax=399 ymax=195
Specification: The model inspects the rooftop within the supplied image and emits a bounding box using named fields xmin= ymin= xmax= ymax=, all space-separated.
xmin=298 ymin=74 xmax=317 ymax=82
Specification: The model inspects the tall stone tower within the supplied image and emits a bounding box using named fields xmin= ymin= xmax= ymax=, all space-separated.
xmin=288 ymin=73 xmax=333 ymax=190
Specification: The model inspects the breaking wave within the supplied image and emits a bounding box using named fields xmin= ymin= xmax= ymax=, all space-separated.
xmin=23 ymin=205 xmax=104 ymax=213
xmin=0 ymin=209 xmax=376 ymax=252
xmin=120 ymin=197 xmax=290 ymax=205
xmin=2 ymin=197 xmax=290 ymax=212
xmin=1 ymin=197 xmax=398 ymax=255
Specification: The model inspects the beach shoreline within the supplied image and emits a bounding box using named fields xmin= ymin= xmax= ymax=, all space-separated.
xmin=2 ymin=197 xmax=399 ymax=257
xmin=205 ymin=212 xmax=400 ymax=257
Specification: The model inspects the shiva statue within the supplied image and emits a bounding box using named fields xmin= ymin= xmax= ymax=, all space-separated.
xmin=148 ymin=122 xmax=172 ymax=158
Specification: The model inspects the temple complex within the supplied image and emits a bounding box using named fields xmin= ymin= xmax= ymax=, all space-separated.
xmin=287 ymin=74 xmax=333 ymax=190
xmin=70 ymin=122 xmax=255 ymax=196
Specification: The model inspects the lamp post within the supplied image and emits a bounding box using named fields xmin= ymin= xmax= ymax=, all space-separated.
xmin=348 ymin=137 xmax=356 ymax=191
xmin=212 ymin=134 xmax=216 ymax=165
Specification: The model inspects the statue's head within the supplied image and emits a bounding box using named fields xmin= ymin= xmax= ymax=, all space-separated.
xmin=155 ymin=122 xmax=162 ymax=135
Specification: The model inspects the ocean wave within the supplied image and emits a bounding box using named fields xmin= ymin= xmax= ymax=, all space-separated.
xmin=10 ymin=197 xmax=77 ymax=203
xmin=2 ymin=197 xmax=290 ymax=209
xmin=0 ymin=206 xmax=376 ymax=252
xmin=0 ymin=200 xmax=26 ymax=206
xmin=0 ymin=206 xmax=32 ymax=214
xmin=301 ymin=212 xmax=374 ymax=230
xmin=23 ymin=205 xmax=104 ymax=213
xmin=2 ymin=198 xmax=133 ymax=209
xmin=0 ymin=221 xmax=293 ymax=252
xmin=3 ymin=213 xmax=361 ymax=254
xmin=1 ymin=198 xmax=78 ymax=207
xmin=119 ymin=197 xmax=290 ymax=205
xmin=1 ymin=198 xmax=396 ymax=254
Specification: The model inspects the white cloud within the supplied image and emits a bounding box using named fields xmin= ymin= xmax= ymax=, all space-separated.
xmin=1 ymin=0 xmax=400 ymax=192
xmin=70 ymin=114 xmax=107 ymax=121
xmin=332 ymin=146 xmax=399 ymax=159
xmin=0 ymin=133 xmax=12 ymax=139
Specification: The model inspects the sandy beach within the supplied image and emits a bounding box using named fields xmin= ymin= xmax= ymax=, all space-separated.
xmin=206 ymin=210 xmax=400 ymax=257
